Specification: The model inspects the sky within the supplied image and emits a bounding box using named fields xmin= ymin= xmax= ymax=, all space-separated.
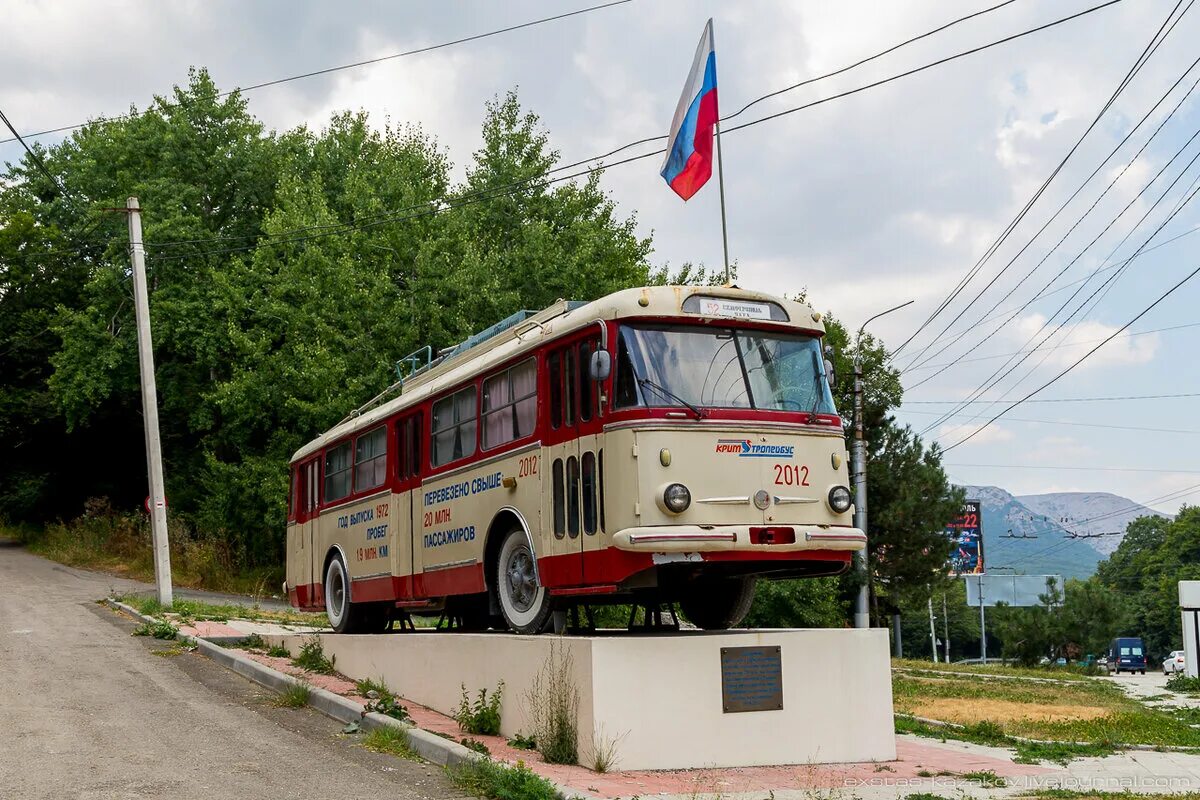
xmin=2 ymin=0 xmax=1198 ymax=516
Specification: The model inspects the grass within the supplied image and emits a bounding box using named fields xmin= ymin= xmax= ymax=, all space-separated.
xmin=893 ymin=669 xmax=1200 ymax=751
xmin=7 ymin=507 xmax=282 ymax=597
xmin=362 ymin=726 xmax=419 ymax=760
xmin=291 ymin=638 xmax=336 ymax=674
xmin=266 ymin=644 xmax=291 ymax=658
xmin=893 ymin=658 xmax=1092 ymax=682
xmin=274 ymin=683 xmax=311 ymax=708
xmin=448 ymin=758 xmax=563 ymax=800
xmin=959 ymin=769 xmax=1005 ymax=788
xmin=115 ymin=593 xmax=323 ymax=627
xmin=1166 ymin=674 xmax=1200 ymax=694
xmin=895 ymin=716 xmax=1117 ymax=765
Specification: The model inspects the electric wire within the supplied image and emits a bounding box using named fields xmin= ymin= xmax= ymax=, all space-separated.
xmin=905 ymin=392 xmax=1200 ymax=403
xmin=891 ymin=0 xmax=1183 ymax=360
xmin=0 ymin=0 xmax=635 ymax=146
xmin=144 ymin=0 xmax=1133 ymax=260
xmin=0 ymin=105 xmax=69 ymax=196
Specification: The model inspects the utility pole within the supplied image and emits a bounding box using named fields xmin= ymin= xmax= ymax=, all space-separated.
xmin=928 ymin=594 xmax=938 ymax=663
xmin=943 ymin=593 xmax=951 ymax=663
xmin=127 ymin=197 xmax=173 ymax=607
xmin=851 ymin=300 xmax=913 ymax=629
xmin=978 ymin=574 xmax=987 ymax=665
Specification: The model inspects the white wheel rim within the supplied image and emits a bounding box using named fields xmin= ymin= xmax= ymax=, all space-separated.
xmin=498 ymin=534 xmax=545 ymax=628
xmin=327 ymin=560 xmax=347 ymax=626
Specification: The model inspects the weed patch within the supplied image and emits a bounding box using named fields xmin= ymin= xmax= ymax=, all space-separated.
xmin=507 ymin=732 xmax=537 ymax=750
xmin=275 ymin=683 xmax=311 ymax=708
xmin=525 ymin=640 xmax=578 ymax=765
xmin=448 ymin=758 xmax=562 ymax=800
xmin=960 ymin=770 xmax=1005 ymax=788
xmin=230 ymin=633 xmax=265 ymax=650
xmin=455 ymin=682 xmax=503 ymax=736
xmin=291 ymin=638 xmax=335 ymax=674
xmin=266 ymin=644 xmax=290 ymax=658
xmin=460 ymin=737 xmax=491 ymax=756
xmin=132 ymin=620 xmax=178 ymax=640
xmin=363 ymin=726 xmax=418 ymax=760
xmin=1167 ymin=674 xmax=1200 ymax=694
xmin=114 ymin=592 xmax=322 ymax=628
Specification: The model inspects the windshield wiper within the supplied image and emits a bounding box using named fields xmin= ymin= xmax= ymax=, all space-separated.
xmin=807 ymin=370 xmax=824 ymax=424
xmin=638 ymin=377 xmax=706 ymax=419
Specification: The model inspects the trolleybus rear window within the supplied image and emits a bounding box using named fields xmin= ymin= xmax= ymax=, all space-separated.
xmin=614 ymin=325 xmax=836 ymax=414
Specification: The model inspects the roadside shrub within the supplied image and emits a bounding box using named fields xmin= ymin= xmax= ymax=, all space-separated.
xmin=455 ymin=682 xmax=503 ymax=735
xmin=449 ymin=758 xmax=562 ymax=800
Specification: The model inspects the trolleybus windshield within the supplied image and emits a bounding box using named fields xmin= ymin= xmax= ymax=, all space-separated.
xmin=614 ymin=324 xmax=836 ymax=414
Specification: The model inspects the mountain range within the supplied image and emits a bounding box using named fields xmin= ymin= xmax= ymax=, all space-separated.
xmin=958 ymin=485 xmax=1169 ymax=579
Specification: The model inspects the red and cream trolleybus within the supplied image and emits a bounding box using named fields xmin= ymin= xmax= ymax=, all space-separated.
xmin=284 ymin=285 xmax=864 ymax=633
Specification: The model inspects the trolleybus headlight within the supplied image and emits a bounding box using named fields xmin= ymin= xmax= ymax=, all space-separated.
xmin=663 ymin=483 xmax=692 ymax=513
xmin=828 ymin=485 xmax=852 ymax=514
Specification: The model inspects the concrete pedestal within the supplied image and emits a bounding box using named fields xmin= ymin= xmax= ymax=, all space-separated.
xmin=267 ymin=628 xmax=895 ymax=771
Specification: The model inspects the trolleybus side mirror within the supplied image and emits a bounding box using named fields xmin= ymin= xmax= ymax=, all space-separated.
xmin=824 ymin=357 xmax=836 ymax=388
xmin=589 ymin=350 xmax=612 ymax=381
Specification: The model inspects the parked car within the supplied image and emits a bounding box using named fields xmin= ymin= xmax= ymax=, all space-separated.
xmin=1163 ymin=650 xmax=1186 ymax=675
xmin=1108 ymin=637 xmax=1147 ymax=674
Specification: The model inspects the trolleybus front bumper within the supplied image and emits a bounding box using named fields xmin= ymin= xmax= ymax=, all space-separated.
xmin=612 ymin=525 xmax=865 ymax=553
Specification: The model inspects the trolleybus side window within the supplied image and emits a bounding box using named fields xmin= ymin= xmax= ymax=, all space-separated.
xmin=483 ymin=358 xmax=537 ymax=449
xmin=397 ymin=414 xmax=422 ymax=481
xmin=566 ymin=455 xmax=581 ymax=538
xmin=548 ymin=353 xmax=562 ymax=430
xmin=613 ymin=333 xmax=640 ymax=408
xmin=563 ymin=348 xmax=576 ymax=427
xmin=581 ymin=451 xmax=597 ymax=534
xmin=354 ymin=426 xmax=387 ymax=492
xmin=432 ymin=387 xmax=478 ymax=467
xmin=578 ymin=340 xmax=594 ymax=422
xmin=324 ymin=442 xmax=351 ymax=502
xmin=552 ymin=458 xmax=566 ymax=538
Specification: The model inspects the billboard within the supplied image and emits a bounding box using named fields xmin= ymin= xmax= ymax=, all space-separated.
xmin=948 ymin=499 xmax=984 ymax=575
xmin=965 ymin=574 xmax=1063 ymax=607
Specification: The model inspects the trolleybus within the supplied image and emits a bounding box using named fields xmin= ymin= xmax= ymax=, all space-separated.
xmin=284 ymin=285 xmax=864 ymax=633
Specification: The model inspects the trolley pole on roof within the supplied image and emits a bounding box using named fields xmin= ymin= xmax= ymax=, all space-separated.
xmin=126 ymin=196 xmax=173 ymax=607
xmin=851 ymin=300 xmax=913 ymax=630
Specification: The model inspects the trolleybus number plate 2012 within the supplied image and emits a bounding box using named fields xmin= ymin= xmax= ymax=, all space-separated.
xmin=720 ymin=646 xmax=783 ymax=713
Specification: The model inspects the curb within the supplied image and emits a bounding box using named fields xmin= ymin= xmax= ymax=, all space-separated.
xmin=104 ymin=599 xmax=570 ymax=785
xmin=896 ymin=712 xmax=1200 ymax=754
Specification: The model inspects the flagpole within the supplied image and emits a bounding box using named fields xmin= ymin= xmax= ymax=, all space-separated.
xmin=711 ymin=21 xmax=731 ymax=285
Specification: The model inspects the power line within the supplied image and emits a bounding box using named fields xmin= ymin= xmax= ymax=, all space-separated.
xmin=891 ymin=0 xmax=1181 ymax=359
xmin=145 ymin=0 xmax=1134 ymax=260
xmin=0 ymin=0 xmax=635 ymax=146
xmin=905 ymin=392 xmax=1200 ymax=404
xmin=904 ymin=408 xmax=1200 ymax=435
xmin=919 ymin=132 xmax=1200 ymax=435
xmin=0 ymin=105 xmax=69 ymax=196
xmin=940 ymin=256 xmax=1200 ymax=450
xmin=947 ymin=463 xmax=1200 ymax=473
xmin=902 ymin=52 xmax=1200 ymax=380
xmin=903 ymin=321 xmax=1200 ymax=373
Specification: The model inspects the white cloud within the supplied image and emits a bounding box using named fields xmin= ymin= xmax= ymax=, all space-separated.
xmin=936 ymin=421 xmax=1013 ymax=447
xmin=1010 ymin=313 xmax=1160 ymax=369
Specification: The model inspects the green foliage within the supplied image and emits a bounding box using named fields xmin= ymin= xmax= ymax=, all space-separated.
xmin=366 ymin=694 xmax=411 ymax=723
xmin=1096 ymin=506 xmax=1200 ymax=659
xmin=455 ymin=682 xmax=503 ymax=736
xmin=448 ymin=758 xmax=563 ymax=800
xmin=460 ymin=737 xmax=491 ymax=756
xmin=275 ymin=683 xmax=311 ymax=708
xmin=355 ymin=677 xmax=391 ymax=697
xmin=291 ymin=637 xmax=336 ymax=674
xmin=991 ymin=577 xmax=1124 ymax=666
xmin=266 ymin=645 xmax=291 ymax=658
xmin=132 ymin=620 xmax=179 ymax=640
xmin=234 ymin=633 xmax=265 ymax=650
xmin=362 ymin=725 xmax=418 ymax=760
xmin=743 ymin=576 xmax=845 ymax=628
xmin=1167 ymin=674 xmax=1200 ymax=694
xmin=507 ymin=732 xmax=537 ymax=750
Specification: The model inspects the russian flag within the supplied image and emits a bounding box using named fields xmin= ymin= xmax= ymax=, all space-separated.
xmin=661 ymin=19 xmax=718 ymax=201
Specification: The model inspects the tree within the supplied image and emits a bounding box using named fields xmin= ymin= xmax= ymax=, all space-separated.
xmin=992 ymin=577 xmax=1124 ymax=665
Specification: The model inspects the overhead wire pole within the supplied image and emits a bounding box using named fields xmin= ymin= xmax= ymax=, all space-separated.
xmin=852 ymin=299 xmax=914 ymax=629
xmin=126 ymin=197 xmax=173 ymax=607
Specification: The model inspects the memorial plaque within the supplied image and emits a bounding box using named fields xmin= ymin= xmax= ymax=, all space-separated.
xmin=720 ymin=645 xmax=783 ymax=713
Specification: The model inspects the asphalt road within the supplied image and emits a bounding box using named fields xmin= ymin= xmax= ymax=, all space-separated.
xmin=0 ymin=542 xmax=468 ymax=800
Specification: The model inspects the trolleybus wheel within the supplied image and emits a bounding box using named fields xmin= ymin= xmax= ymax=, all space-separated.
xmin=496 ymin=530 xmax=553 ymax=634
xmin=678 ymin=577 xmax=757 ymax=630
xmin=324 ymin=553 xmax=387 ymax=633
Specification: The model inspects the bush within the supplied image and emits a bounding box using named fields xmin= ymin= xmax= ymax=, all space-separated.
xmin=455 ymin=682 xmax=503 ymax=736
